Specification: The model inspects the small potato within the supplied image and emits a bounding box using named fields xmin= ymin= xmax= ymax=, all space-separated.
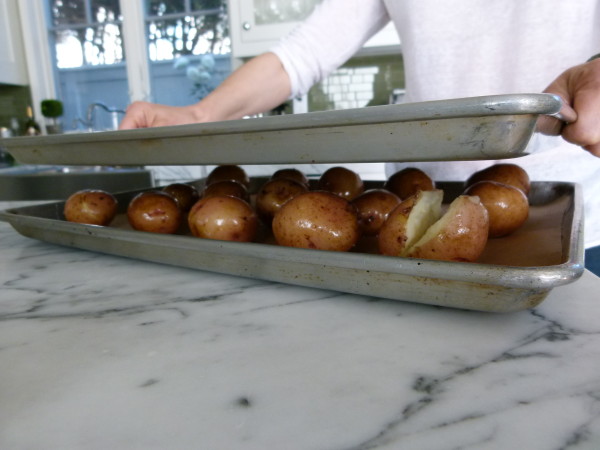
xmin=64 ymin=189 xmax=118 ymax=226
xmin=127 ymin=191 xmax=182 ymax=234
xmin=384 ymin=167 xmax=435 ymax=200
xmin=206 ymin=164 xmax=250 ymax=188
xmin=317 ymin=166 xmax=364 ymax=200
xmin=202 ymin=180 xmax=249 ymax=202
xmin=464 ymin=180 xmax=529 ymax=238
xmin=272 ymin=191 xmax=360 ymax=251
xmin=188 ymin=195 xmax=258 ymax=242
xmin=255 ymin=178 xmax=309 ymax=223
xmin=378 ymin=189 xmax=443 ymax=256
xmin=162 ymin=183 xmax=199 ymax=211
xmin=351 ymin=189 xmax=401 ymax=236
xmin=406 ymin=195 xmax=489 ymax=262
xmin=271 ymin=168 xmax=310 ymax=188
xmin=465 ymin=163 xmax=530 ymax=194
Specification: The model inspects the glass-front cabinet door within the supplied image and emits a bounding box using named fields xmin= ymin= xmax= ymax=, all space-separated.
xmin=228 ymin=0 xmax=400 ymax=59
xmin=252 ymin=0 xmax=320 ymax=25
xmin=229 ymin=0 xmax=321 ymax=57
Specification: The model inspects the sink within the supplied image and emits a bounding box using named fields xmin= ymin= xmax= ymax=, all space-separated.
xmin=0 ymin=165 xmax=155 ymax=200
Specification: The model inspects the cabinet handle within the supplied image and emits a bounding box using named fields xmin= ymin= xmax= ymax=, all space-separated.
xmin=242 ymin=21 xmax=251 ymax=31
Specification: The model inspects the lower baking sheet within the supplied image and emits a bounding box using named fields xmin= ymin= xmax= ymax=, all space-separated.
xmin=0 ymin=180 xmax=585 ymax=312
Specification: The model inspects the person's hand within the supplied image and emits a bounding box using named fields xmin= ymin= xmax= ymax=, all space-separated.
xmin=537 ymin=58 xmax=600 ymax=157
xmin=119 ymin=101 xmax=206 ymax=130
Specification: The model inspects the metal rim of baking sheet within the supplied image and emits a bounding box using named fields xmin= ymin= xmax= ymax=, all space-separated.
xmin=0 ymin=93 xmax=562 ymax=166
xmin=0 ymin=181 xmax=584 ymax=313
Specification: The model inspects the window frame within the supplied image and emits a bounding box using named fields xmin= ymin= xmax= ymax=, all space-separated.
xmin=17 ymin=0 xmax=151 ymax=129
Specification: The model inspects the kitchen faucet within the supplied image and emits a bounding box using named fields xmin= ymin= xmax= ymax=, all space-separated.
xmin=79 ymin=102 xmax=126 ymax=131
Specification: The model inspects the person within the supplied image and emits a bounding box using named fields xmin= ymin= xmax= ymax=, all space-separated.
xmin=120 ymin=0 xmax=600 ymax=270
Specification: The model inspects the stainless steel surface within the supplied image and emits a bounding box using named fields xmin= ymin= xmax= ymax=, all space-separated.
xmin=0 ymin=181 xmax=584 ymax=313
xmin=0 ymin=166 xmax=154 ymax=200
xmin=0 ymin=94 xmax=561 ymax=166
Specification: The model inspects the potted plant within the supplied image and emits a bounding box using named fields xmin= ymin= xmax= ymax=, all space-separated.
xmin=41 ymin=99 xmax=64 ymax=134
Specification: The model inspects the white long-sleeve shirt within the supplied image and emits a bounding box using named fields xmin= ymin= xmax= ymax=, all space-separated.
xmin=271 ymin=0 xmax=600 ymax=246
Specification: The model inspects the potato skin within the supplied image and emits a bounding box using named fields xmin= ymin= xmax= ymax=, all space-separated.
xmin=127 ymin=191 xmax=182 ymax=234
xmin=466 ymin=163 xmax=530 ymax=194
xmin=464 ymin=180 xmax=529 ymax=238
xmin=406 ymin=195 xmax=489 ymax=262
xmin=271 ymin=168 xmax=310 ymax=188
xmin=317 ymin=166 xmax=364 ymax=200
xmin=352 ymin=189 xmax=401 ymax=236
xmin=162 ymin=183 xmax=199 ymax=211
xmin=64 ymin=189 xmax=118 ymax=226
xmin=255 ymin=178 xmax=309 ymax=223
xmin=272 ymin=191 xmax=360 ymax=251
xmin=202 ymin=180 xmax=249 ymax=202
xmin=206 ymin=164 xmax=250 ymax=188
xmin=384 ymin=167 xmax=435 ymax=199
xmin=188 ymin=195 xmax=258 ymax=242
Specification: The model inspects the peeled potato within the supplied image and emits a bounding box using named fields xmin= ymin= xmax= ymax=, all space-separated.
xmin=464 ymin=180 xmax=529 ymax=238
xmin=188 ymin=195 xmax=258 ymax=242
xmin=255 ymin=177 xmax=309 ymax=223
xmin=351 ymin=188 xmax=401 ymax=236
xmin=271 ymin=168 xmax=310 ymax=188
xmin=64 ymin=189 xmax=118 ymax=226
xmin=272 ymin=191 xmax=360 ymax=251
xmin=127 ymin=191 xmax=182 ymax=234
xmin=406 ymin=195 xmax=489 ymax=262
xmin=162 ymin=183 xmax=199 ymax=211
xmin=317 ymin=166 xmax=364 ymax=200
xmin=378 ymin=190 xmax=444 ymax=256
xmin=202 ymin=180 xmax=249 ymax=202
xmin=466 ymin=163 xmax=530 ymax=194
xmin=384 ymin=167 xmax=435 ymax=199
xmin=206 ymin=164 xmax=250 ymax=188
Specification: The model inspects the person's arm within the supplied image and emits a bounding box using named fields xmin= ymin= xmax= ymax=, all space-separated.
xmin=538 ymin=57 xmax=600 ymax=157
xmin=119 ymin=52 xmax=291 ymax=129
xmin=120 ymin=0 xmax=390 ymax=130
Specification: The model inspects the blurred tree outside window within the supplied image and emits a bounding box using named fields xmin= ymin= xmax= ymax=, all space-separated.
xmin=50 ymin=0 xmax=125 ymax=68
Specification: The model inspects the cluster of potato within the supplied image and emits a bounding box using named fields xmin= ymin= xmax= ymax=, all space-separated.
xmin=63 ymin=162 xmax=531 ymax=263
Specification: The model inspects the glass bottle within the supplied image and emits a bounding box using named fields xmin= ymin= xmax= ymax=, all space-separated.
xmin=23 ymin=106 xmax=41 ymax=136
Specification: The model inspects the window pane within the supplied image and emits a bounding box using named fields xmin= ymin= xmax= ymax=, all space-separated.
xmin=147 ymin=0 xmax=185 ymax=16
xmin=191 ymin=0 xmax=223 ymax=11
xmin=46 ymin=0 xmax=128 ymax=132
xmin=53 ymin=22 xmax=124 ymax=68
xmin=51 ymin=0 xmax=87 ymax=26
xmin=90 ymin=0 xmax=122 ymax=22
xmin=147 ymin=11 xmax=229 ymax=60
xmin=146 ymin=2 xmax=231 ymax=106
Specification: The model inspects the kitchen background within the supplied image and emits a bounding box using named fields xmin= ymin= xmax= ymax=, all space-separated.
xmin=0 ymin=0 xmax=403 ymax=188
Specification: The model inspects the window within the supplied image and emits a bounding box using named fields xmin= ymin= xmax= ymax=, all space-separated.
xmin=44 ymin=0 xmax=230 ymax=132
xmin=50 ymin=0 xmax=125 ymax=68
xmin=144 ymin=0 xmax=231 ymax=105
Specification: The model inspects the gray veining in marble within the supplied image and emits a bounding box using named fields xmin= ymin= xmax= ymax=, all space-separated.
xmin=1 ymin=202 xmax=600 ymax=450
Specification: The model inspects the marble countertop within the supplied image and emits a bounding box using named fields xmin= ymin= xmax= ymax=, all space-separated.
xmin=1 ymin=201 xmax=600 ymax=450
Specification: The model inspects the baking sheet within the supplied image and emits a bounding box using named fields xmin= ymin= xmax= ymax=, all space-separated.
xmin=0 ymin=94 xmax=561 ymax=166
xmin=0 ymin=180 xmax=584 ymax=313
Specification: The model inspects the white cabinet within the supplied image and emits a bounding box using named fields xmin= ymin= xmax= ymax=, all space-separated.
xmin=228 ymin=0 xmax=400 ymax=58
xmin=0 ymin=0 xmax=28 ymax=85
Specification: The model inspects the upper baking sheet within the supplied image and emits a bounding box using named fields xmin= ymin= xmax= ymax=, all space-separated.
xmin=0 ymin=94 xmax=561 ymax=166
